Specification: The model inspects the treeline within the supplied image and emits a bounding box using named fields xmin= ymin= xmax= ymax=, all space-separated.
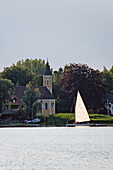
xmin=55 ymin=64 xmax=113 ymax=113
xmin=101 ymin=66 xmax=113 ymax=94
xmin=0 ymin=58 xmax=113 ymax=113
xmin=0 ymin=59 xmax=46 ymax=86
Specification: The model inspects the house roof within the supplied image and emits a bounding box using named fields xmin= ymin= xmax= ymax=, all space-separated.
xmin=44 ymin=61 xmax=52 ymax=75
xmin=13 ymin=86 xmax=55 ymax=100
xmin=11 ymin=96 xmax=25 ymax=105
xmin=2 ymin=109 xmax=20 ymax=115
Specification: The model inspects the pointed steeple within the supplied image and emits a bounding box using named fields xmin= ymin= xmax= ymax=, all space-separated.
xmin=44 ymin=61 xmax=52 ymax=75
xmin=43 ymin=61 xmax=52 ymax=94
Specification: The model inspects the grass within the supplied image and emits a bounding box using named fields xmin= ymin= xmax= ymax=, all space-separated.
xmin=1 ymin=113 xmax=113 ymax=127
xmin=54 ymin=113 xmax=74 ymax=121
xmin=89 ymin=114 xmax=113 ymax=123
xmin=46 ymin=113 xmax=113 ymax=125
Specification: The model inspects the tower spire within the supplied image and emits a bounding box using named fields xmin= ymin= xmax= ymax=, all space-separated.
xmin=43 ymin=61 xmax=52 ymax=93
xmin=44 ymin=60 xmax=52 ymax=75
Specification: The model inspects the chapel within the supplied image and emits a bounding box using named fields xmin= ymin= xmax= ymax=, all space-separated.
xmin=11 ymin=61 xmax=55 ymax=116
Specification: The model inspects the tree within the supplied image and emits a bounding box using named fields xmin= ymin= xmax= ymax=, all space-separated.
xmin=22 ymin=84 xmax=41 ymax=118
xmin=53 ymin=67 xmax=63 ymax=84
xmin=52 ymin=67 xmax=63 ymax=96
xmin=101 ymin=66 xmax=113 ymax=94
xmin=57 ymin=63 xmax=107 ymax=112
xmin=16 ymin=58 xmax=46 ymax=76
xmin=30 ymin=75 xmax=43 ymax=86
xmin=0 ymin=58 xmax=46 ymax=86
xmin=0 ymin=66 xmax=31 ymax=86
xmin=0 ymin=79 xmax=14 ymax=112
xmin=109 ymin=66 xmax=113 ymax=94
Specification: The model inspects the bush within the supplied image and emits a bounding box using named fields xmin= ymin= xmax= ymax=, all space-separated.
xmin=39 ymin=113 xmax=113 ymax=126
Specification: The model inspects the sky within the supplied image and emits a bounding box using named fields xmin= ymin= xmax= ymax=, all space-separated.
xmin=0 ymin=0 xmax=113 ymax=71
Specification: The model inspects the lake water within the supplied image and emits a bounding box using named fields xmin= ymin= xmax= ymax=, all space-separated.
xmin=0 ymin=127 xmax=113 ymax=170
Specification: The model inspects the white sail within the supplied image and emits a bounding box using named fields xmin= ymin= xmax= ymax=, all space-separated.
xmin=75 ymin=91 xmax=90 ymax=123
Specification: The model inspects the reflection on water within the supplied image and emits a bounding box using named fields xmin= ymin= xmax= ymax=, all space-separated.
xmin=0 ymin=127 xmax=113 ymax=170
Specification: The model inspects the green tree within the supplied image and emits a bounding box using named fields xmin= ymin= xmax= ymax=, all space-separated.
xmin=30 ymin=75 xmax=43 ymax=86
xmin=1 ymin=66 xmax=31 ymax=86
xmin=22 ymin=84 xmax=41 ymax=118
xmin=0 ymin=79 xmax=14 ymax=112
xmin=53 ymin=67 xmax=63 ymax=84
xmin=109 ymin=66 xmax=113 ymax=93
xmin=16 ymin=58 xmax=45 ymax=76
xmin=52 ymin=67 xmax=63 ymax=96
xmin=0 ymin=58 xmax=46 ymax=86
xmin=102 ymin=66 xmax=113 ymax=94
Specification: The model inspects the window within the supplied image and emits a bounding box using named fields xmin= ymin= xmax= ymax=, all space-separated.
xmin=47 ymin=80 xmax=49 ymax=85
xmin=12 ymin=98 xmax=16 ymax=103
xmin=45 ymin=103 xmax=48 ymax=110
xmin=45 ymin=80 xmax=46 ymax=85
xmin=51 ymin=103 xmax=54 ymax=108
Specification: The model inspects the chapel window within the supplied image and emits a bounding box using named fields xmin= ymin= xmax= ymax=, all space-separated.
xmin=45 ymin=103 xmax=48 ymax=110
xmin=47 ymin=80 xmax=49 ymax=85
xmin=51 ymin=103 xmax=54 ymax=108
xmin=45 ymin=80 xmax=46 ymax=85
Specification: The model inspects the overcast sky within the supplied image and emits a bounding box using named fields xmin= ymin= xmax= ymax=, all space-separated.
xmin=0 ymin=0 xmax=113 ymax=71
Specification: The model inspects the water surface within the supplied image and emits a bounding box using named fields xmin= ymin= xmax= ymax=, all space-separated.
xmin=0 ymin=127 xmax=113 ymax=170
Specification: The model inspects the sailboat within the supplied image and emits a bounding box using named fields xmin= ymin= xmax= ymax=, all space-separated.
xmin=75 ymin=91 xmax=90 ymax=124
xmin=66 ymin=91 xmax=91 ymax=126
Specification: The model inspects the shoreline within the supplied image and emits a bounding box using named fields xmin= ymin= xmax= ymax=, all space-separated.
xmin=0 ymin=122 xmax=113 ymax=128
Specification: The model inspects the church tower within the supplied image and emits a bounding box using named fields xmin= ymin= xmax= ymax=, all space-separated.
xmin=43 ymin=61 xmax=52 ymax=94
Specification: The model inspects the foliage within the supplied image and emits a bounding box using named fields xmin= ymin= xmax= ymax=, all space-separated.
xmin=52 ymin=67 xmax=63 ymax=97
xmin=40 ymin=113 xmax=113 ymax=126
xmin=47 ymin=115 xmax=68 ymax=126
xmin=89 ymin=114 xmax=113 ymax=123
xmin=1 ymin=66 xmax=31 ymax=86
xmin=54 ymin=112 xmax=73 ymax=119
xmin=57 ymin=63 xmax=107 ymax=112
xmin=33 ymin=102 xmax=42 ymax=117
xmin=0 ymin=59 xmax=46 ymax=86
xmin=22 ymin=84 xmax=41 ymax=118
xmin=53 ymin=67 xmax=63 ymax=85
xmin=40 ymin=113 xmax=74 ymax=126
xmin=30 ymin=75 xmax=43 ymax=86
xmin=0 ymin=78 xmax=14 ymax=112
xmin=101 ymin=66 xmax=113 ymax=94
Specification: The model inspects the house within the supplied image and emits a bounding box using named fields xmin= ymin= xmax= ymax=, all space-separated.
xmin=1 ymin=109 xmax=26 ymax=121
xmin=103 ymin=94 xmax=113 ymax=115
xmin=5 ymin=61 xmax=55 ymax=116
xmin=5 ymin=95 xmax=25 ymax=109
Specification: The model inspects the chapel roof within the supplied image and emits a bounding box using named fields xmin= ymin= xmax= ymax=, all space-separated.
xmin=13 ymin=86 xmax=55 ymax=100
xmin=44 ymin=61 xmax=52 ymax=75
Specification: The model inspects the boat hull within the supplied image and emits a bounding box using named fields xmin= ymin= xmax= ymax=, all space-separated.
xmin=66 ymin=123 xmax=93 ymax=127
xmin=66 ymin=123 xmax=107 ymax=127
